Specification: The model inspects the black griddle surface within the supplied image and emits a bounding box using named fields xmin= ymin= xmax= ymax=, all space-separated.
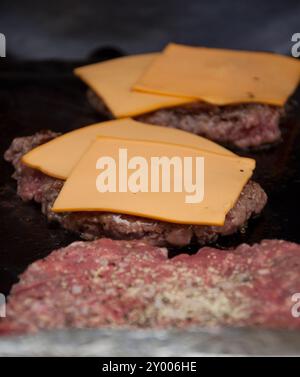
xmin=1 ymin=56 xmax=300 ymax=296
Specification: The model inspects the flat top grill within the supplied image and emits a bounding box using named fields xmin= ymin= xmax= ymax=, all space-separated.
xmin=0 ymin=54 xmax=300 ymax=355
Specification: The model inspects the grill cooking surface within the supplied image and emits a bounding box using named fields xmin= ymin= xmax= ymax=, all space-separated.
xmin=1 ymin=56 xmax=300 ymax=295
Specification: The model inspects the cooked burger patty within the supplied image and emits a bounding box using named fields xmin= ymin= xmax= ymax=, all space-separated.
xmin=4 ymin=131 xmax=267 ymax=247
xmin=87 ymin=89 xmax=283 ymax=149
xmin=1 ymin=238 xmax=299 ymax=335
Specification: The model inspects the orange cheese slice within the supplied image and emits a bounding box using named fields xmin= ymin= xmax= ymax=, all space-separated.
xmin=134 ymin=43 xmax=300 ymax=106
xmin=74 ymin=54 xmax=192 ymax=117
xmin=22 ymin=118 xmax=234 ymax=180
xmin=52 ymin=137 xmax=255 ymax=226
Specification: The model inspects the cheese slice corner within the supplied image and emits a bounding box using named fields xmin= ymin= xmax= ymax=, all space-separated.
xmin=21 ymin=118 xmax=235 ymax=180
xmin=134 ymin=43 xmax=300 ymax=106
xmin=74 ymin=53 xmax=192 ymax=118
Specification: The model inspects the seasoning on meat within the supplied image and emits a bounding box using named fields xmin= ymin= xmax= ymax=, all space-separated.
xmin=1 ymin=238 xmax=299 ymax=335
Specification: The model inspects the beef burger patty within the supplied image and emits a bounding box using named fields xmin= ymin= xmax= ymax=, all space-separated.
xmin=1 ymin=238 xmax=299 ymax=335
xmin=87 ymin=89 xmax=283 ymax=150
xmin=4 ymin=131 xmax=267 ymax=247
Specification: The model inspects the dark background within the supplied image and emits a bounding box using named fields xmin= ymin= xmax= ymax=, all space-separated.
xmin=0 ymin=0 xmax=299 ymax=60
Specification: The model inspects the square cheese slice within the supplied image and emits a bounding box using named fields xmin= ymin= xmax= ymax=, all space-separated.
xmin=74 ymin=54 xmax=192 ymax=118
xmin=22 ymin=118 xmax=234 ymax=180
xmin=134 ymin=43 xmax=300 ymax=106
xmin=52 ymin=137 xmax=255 ymax=226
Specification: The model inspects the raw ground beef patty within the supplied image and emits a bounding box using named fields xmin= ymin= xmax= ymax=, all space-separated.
xmin=87 ymin=89 xmax=283 ymax=149
xmin=0 ymin=238 xmax=299 ymax=335
xmin=4 ymin=131 xmax=267 ymax=247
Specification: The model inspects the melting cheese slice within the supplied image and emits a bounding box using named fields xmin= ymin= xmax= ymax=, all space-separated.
xmin=134 ymin=43 xmax=300 ymax=106
xmin=22 ymin=118 xmax=234 ymax=180
xmin=52 ymin=137 xmax=255 ymax=226
xmin=74 ymin=54 xmax=192 ymax=117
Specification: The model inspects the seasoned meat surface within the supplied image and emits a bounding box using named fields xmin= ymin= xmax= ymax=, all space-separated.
xmin=1 ymin=238 xmax=299 ymax=335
